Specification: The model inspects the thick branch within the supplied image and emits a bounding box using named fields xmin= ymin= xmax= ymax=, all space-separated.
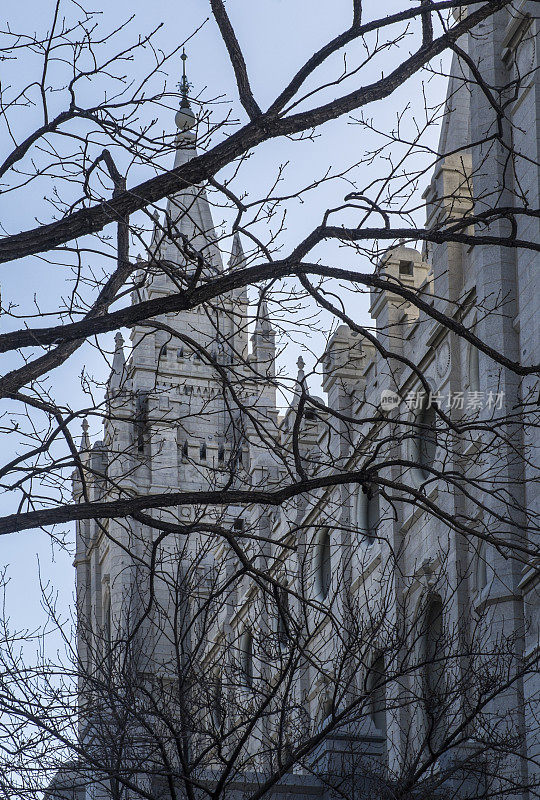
xmin=209 ymin=0 xmax=262 ymax=120
xmin=0 ymin=0 xmax=509 ymax=266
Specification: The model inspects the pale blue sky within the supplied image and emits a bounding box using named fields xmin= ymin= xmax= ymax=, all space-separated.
xmin=0 ymin=0 xmax=449 ymax=640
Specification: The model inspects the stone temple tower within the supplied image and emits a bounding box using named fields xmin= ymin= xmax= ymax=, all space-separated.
xmin=71 ymin=64 xmax=279 ymax=788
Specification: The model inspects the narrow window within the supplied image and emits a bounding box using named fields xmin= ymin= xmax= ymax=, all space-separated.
xmin=316 ymin=529 xmax=332 ymax=601
xmin=468 ymin=345 xmax=480 ymax=393
xmin=416 ymin=399 xmax=437 ymax=480
xmin=423 ymin=597 xmax=445 ymax=746
xmin=211 ymin=675 xmax=224 ymax=730
xmin=233 ymin=518 xmax=244 ymax=532
xmin=218 ymin=443 xmax=225 ymax=463
xmin=135 ymin=393 xmax=148 ymax=453
xmin=367 ymin=654 xmax=386 ymax=733
xmin=356 ymin=486 xmax=378 ymax=545
xmin=200 ymin=441 xmax=207 ymax=461
xmin=476 ymin=540 xmax=489 ymax=591
xmin=276 ymin=587 xmax=290 ymax=646
xmin=103 ymin=592 xmax=111 ymax=649
xmin=182 ymin=440 xmax=189 ymax=460
xmin=177 ymin=346 xmax=184 ymax=359
xmin=241 ymin=631 xmax=254 ymax=687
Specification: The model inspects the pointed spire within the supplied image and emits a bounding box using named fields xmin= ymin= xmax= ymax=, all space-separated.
xmin=80 ymin=418 xmax=90 ymax=453
xmin=109 ymin=332 xmax=126 ymax=392
xmin=255 ymin=290 xmax=273 ymax=335
xmin=147 ymin=51 xmax=222 ymax=275
xmin=229 ymin=232 xmax=245 ymax=270
xmin=150 ymin=210 xmax=162 ymax=256
xmin=175 ymin=49 xmax=196 ymax=136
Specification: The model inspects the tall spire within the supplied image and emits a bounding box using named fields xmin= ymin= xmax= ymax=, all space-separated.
xmin=150 ymin=50 xmax=223 ymax=272
xmin=175 ymin=49 xmax=196 ymax=138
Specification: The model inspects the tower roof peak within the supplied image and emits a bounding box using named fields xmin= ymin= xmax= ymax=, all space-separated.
xmin=175 ymin=49 xmax=196 ymax=134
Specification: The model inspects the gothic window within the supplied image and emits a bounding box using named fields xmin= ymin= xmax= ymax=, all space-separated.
xmin=319 ymin=678 xmax=333 ymax=723
xmin=102 ymin=585 xmax=112 ymax=674
xmin=218 ymin=443 xmax=225 ymax=462
xmin=422 ymin=597 xmax=446 ymax=746
xmin=103 ymin=590 xmax=111 ymax=648
xmin=182 ymin=440 xmax=189 ymax=460
xmin=315 ymin=528 xmax=332 ymax=601
xmin=468 ymin=344 xmax=480 ymax=393
xmin=200 ymin=441 xmax=207 ymax=460
xmin=241 ymin=631 xmax=254 ymax=687
xmin=356 ymin=486 xmax=379 ymax=545
xmin=476 ymin=540 xmax=489 ymax=592
xmin=135 ymin=393 xmax=149 ymax=453
xmin=366 ymin=654 xmax=387 ymax=733
xmin=210 ymin=673 xmax=224 ymax=730
xmin=276 ymin=587 xmax=290 ymax=646
xmin=414 ymin=398 xmax=437 ymax=480
xmin=177 ymin=346 xmax=184 ymax=359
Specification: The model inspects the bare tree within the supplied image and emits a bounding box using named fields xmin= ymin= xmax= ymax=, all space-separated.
xmin=0 ymin=1 xmax=538 ymax=799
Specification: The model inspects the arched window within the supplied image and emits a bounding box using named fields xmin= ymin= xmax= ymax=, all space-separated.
xmin=468 ymin=345 xmax=480 ymax=393
xmin=315 ymin=528 xmax=332 ymax=601
xmin=210 ymin=673 xmax=224 ymax=730
xmin=103 ymin=590 xmax=111 ymax=650
xmin=476 ymin=540 xmax=489 ymax=592
xmin=422 ymin=597 xmax=446 ymax=745
xmin=356 ymin=486 xmax=379 ymax=545
xmin=319 ymin=678 xmax=333 ymax=723
xmin=200 ymin=441 xmax=207 ymax=461
xmin=276 ymin=587 xmax=290 ymax=646
xmin=102 ymin=586 xmax=112 ymax=675
xmin=366 ymin=654 xmax=387 ymax=734
xmin=241 ymin=631 xmax=254 ymax=687
xmin=415 ymin=399 xmax=437 ymax=480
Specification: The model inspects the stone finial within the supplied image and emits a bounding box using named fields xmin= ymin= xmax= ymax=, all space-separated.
xmin=297 ymin=356 xmax=305 ymax=381
xmin=150 ymin=211 xmax=162 ymax=255
xmin=110 ymin=332 xmax=126 ymax=392
xmin=80 ymin=418 xmax=90 ymax=453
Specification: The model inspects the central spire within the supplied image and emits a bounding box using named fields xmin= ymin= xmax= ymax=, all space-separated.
xmin=179 ymin=49 xmax=191 ymax=108
xmin=175 ymin=49 xmax=196 ymax=136
xmin=147 ymin=50 xmax=223 ymax=273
